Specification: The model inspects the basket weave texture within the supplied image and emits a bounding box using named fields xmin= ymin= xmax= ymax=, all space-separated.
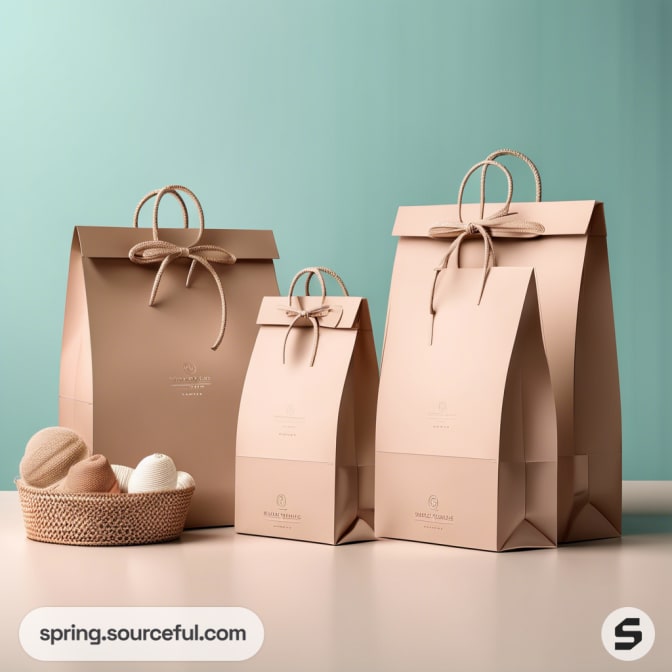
xmin=16 ymin=480 xmax=194 ymax=546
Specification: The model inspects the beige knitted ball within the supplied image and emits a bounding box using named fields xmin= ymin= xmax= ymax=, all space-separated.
xmin=20 ymin=427 xmax=91 ymax=489
xmin=58 ymin=454 xmax=120 ymax=494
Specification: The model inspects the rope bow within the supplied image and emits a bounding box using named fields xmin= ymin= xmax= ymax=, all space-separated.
xmin=128 ymin=185 xmax=236 ymax=351
xmin=429 ymin=213 xmax=545 ymax=240
xmin=429 ymin=220 xmax=495 ymax=315
xmin=278 ymin=266 xmax=349 ymax=367
xmin=129 ymin=240 xmax=236 ymax=350
xmin=279 ymin=303 xmax=333 ymax=367
xmin=428 ymin=213 xmax=544 ymax=310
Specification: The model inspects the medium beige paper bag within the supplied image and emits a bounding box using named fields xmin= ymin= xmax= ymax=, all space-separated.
xmin=376 ymin=161 xmax=558 ymax=551
xmin=378 ymin=150 xmax=621 ymax=543
xmin=59 ymin=185 xmax=279 ymax=528
xmin=236 ymin=267 xmax=377 ymax=544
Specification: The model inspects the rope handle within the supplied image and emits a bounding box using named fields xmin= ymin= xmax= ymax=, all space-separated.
xmin=287 ymin=266 xmax=349 ymax=303
xmin=132 ymin=185 xmax=205 ymax=246
xmin=480 ymin=149 xmax=542 ymax=217
xmin=457 ymin=160 xmax=513 ymax=225
xmin=133 ymin=188 xmax=188 ymax=229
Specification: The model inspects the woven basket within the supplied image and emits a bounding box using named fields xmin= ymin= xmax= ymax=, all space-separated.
xmin=16 ymin=480 xmax=194 ymax=546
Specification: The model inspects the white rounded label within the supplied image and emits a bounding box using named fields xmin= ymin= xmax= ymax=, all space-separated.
xmin=601 ymin=607 xmax=655 ymax=662
xmin=20 ymin=606 xmax=264 ymax=662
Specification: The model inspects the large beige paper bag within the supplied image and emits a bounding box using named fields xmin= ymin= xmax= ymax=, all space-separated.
xmin=376 ymin=161 xmax=558 ymax=551
xmin=236 ymin=267 xmax=377 ymax=544
xmin=378 ymin=151 xmax=621 ymax=543
xmin=59 ymin=185 xmax=279 ymax=528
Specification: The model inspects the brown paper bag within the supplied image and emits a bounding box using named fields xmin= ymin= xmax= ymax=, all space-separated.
xmin=376 ymin=161 xmax=557 ymax=551
xmin=378 ymin=150 xmax=621 ymax=543
xmin=236 ymin=267 xmax=378 ymax=544
xmin=59 ymin=185 xmax=279 ymax=528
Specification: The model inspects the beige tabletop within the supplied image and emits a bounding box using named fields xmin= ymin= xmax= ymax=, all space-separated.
xmin=1 ymin=491 xmax=670 ymax=672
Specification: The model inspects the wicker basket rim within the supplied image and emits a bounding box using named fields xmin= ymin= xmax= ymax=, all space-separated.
xmin=15 ymin=479 xmax=195 ymax=499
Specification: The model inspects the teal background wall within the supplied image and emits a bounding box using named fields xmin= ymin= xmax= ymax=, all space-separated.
xmin=1 ymin=0 xmax=669 ymax=487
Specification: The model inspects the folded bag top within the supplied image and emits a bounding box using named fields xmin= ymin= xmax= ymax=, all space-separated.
xmin=394 ymin=149 xmax=603 ymax=238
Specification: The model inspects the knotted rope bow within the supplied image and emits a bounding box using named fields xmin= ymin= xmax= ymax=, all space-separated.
xmin=429 ymin=220 xmax=496 ymax=315
xmin=429 ymin=213 xmax=545 ymax=241
xmin=129 ymin=240 xmax=236 ymax=350
xmin=279 ymin=266 xmax=349 ymax=366
xmin=128 ymin=185 xmax=237 ymax=351
xmin=279 ymin=303 xmax=333 ymax=367
xmin=428 ymin=212 xmax=544 ymax=309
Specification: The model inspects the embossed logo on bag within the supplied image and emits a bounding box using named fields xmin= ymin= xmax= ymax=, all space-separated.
xmin=264 ymin=493 xmax=302 ymax=525
xmin=273 ymin=403 xmax=305 ymax=438
xmin=427 ymin=401 xmax=453 ymax=430
xmin=415 ymin=494 xmax=454 ymax=529
xmin=169 ymin=362 xmax=213 ymax=398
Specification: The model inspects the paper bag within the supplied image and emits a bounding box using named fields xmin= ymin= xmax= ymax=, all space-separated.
xmin=376 ymin=160 xmax=557 ymax=551
xmin=236 ymin=267 xmax=377 ymax=544
xmin=378 ymin=150 xmax=621 ymax=543
xmin=59 ymin=185 xmax=279 ymax=528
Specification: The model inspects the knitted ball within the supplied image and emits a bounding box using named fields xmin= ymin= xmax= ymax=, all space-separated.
xmin=128 ymin=453 xmax=178 ymax=493
xmin=59 ymin=454 xmax=120 ymax=494
xmin=20 ymin=427 xmax=91 ymax=489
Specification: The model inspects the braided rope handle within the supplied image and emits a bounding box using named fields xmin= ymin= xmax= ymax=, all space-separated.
xmin=134 ymin=188 xmax=189 ymax=229
xmin=133 ymin=185 xmax=205 ymax=246
xmin=287 ymin=266 xmax=349 ymax=302
xmin=457 ymin=160 xmax=514 ymax=225
xmin=480 ymin=149 xmax=542 ymax=217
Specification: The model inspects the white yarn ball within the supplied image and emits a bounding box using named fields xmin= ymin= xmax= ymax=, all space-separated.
xmin=176 ymin=471 xmax=195 ymax=489
xmin=127 ymin=454 xmax=178 ymax=493
xmin=111 ymin=464 xmax=134 ymax=493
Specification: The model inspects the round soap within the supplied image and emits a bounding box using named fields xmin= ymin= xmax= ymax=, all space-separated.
xmin=111 ymin=464 xmax=134 ymax=493
xmin=127 ymin=453 xmax=178 ymax=493
xmin=20 ymin=427 xmax=91 ymax=489
xmin=59 ymin=454 xmax=120 ymax=494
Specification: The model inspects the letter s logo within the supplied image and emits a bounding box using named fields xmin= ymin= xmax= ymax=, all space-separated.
xmin=602 ymin=608 xmax=655 ymax=661
xmin=614 ymin=617 xmax=642 ymax=651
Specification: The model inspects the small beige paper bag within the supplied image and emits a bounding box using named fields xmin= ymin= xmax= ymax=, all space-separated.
xmin=236 ymin=267 xmax=378 ymax=544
